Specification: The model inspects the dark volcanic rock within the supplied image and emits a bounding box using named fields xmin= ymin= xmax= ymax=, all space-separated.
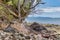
xmin=29 ymin=22 xmax=47 ymax=32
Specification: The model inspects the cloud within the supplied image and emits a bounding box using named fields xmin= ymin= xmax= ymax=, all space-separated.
xmin=40 ymin=7 xmax=60 ymax=12
xmin=31 ymin=7 xmax=60 ymax=14
xmin=28 ymin=7 xmax=60 ymax=17
xmin=28 ymin=14 xmax=41 ymax=17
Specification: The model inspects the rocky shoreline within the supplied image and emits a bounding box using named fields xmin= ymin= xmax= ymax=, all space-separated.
xmin=0 ymin=22 xmax=60 ymax=40
xmin=0 ymin=30 xmax=60 ymax=40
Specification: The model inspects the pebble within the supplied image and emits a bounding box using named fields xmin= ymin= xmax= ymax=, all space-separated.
xmin=0 ymin=30 xmax=59 ymax=40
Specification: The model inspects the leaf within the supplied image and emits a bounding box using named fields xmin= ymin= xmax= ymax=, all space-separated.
xmin=12 ymin=0 xmax=24 ymax=7
xmin=0 ymin=4 xmax=15 ymax=22
xmin=6 ymin=1 xmax=13 ymax=5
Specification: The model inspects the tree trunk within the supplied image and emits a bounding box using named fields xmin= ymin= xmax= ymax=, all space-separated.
xmin=11 ymin=21 xmax=30 ymax=34
xmin=11 ymin=0 xmax=29 ymax=34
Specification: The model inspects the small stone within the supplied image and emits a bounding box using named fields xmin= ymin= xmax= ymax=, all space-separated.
xmin=5 ymin=36 xmax=10 ymax=40
xmin=25 ymin=36 xmax=30 ymax=39
xmin=35 ymin=34 xmax=42 ymax=40
xmin=42 ymin=33 xmax=50 ymax=38
xmin=19 ymin=34 xmax=24 ymax=37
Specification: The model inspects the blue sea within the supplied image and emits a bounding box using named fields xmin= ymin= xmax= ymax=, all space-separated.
xmin=25 ymin=17 xmax=60 ymax=25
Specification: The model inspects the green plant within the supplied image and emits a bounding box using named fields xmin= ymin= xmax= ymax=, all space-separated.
xmin=0 ymin=0 xmax=42 ymax=23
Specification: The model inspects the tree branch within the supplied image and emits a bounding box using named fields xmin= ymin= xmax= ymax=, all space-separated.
xmin=18 ymin=0 xmax=21 ymax=22
xmin=30 ymin=2 xmax=40 ymax=9
xmin=0 ymin=3 xmax=18 ymax=17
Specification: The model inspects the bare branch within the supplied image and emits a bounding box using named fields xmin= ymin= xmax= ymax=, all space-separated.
xmin=18 ymin=0 xmax=21 ymax=22
xmin=30 ymin=2 xmax=40 ymax=9
xmin=30 ymin=0 xmax=41 ymax=9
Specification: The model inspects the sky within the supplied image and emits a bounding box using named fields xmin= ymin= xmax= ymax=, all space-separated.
xmin=39 ymin=0 xmax=60 ymax=7
xmin=28 ymin=0 xmax=60 ymax=18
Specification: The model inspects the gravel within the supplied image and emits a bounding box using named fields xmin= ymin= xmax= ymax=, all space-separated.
xmin=0 ymin=30 xmax=59 ymax=40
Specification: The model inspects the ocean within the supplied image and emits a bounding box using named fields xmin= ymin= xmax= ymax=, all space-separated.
xmin=25 ymin=17 xmax=60 ymax=25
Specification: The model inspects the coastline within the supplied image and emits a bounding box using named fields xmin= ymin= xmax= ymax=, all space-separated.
xmin=0 ymin=22 xmax=60 ymax=40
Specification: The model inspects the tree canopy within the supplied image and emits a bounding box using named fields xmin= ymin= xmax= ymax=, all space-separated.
xmin=0 ymin=0 xmax=42 ymax=23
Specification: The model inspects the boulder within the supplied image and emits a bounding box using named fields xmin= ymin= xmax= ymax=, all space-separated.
xmin=29 ymin=22 xmax=47 ymax=33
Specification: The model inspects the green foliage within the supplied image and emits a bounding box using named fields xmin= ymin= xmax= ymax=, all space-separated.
xmin=12 ymin=0 xmax=18 ymax=7
xmin=6 ymin=0 xmax=13 ymax=5
xmin=12 ymin=0 xmax=24 ymax=6
xmin=0 ymin=5 xmax=15 ymax=22
xmin=0 ymin=0 xmax=41 ymax=23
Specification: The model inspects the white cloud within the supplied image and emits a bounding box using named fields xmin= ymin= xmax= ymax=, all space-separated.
xmin=28 ymin=14 xmax=41 ymax=17
xmin=28 ymin=7 xmax=60 ymax=17
xmin=40 ymin=7 xmax=60 ymax=12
